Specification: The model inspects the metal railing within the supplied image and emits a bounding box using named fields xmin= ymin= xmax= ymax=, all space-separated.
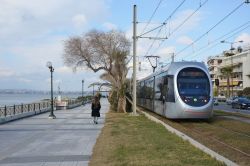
xmin=0 ymin=101 xmax=51 ymax=118
xmin=0 ymin=97 xmax=93 ymax=118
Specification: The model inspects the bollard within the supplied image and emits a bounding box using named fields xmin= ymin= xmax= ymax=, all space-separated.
xmin=4 ymin=105 xmax=7 ymax=117
xmin=13 ymin=105 xmax=15 ymax=115
xmin=39 ymin=103 xmax=41 ymax=113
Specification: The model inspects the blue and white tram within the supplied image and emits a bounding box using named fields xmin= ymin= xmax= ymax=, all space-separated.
xmin=137 ymin=61 xmax=213 ymax=119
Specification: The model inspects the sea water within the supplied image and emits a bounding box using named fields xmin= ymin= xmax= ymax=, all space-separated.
xmin=0 ymin=93 xmax=81 ymax=107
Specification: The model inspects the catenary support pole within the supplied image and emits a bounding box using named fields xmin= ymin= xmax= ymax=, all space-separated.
xmin=132 ymin=5 xmax=137 ymax=115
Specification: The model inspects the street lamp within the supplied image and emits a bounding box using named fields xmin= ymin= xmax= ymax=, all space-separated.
xmin=82 ymin=79 xmax=84 ymax=98
xmin=221 ymin=40 xmax=243 ymax=51
xmin=220 ymin=40 xmax=243 ymax=97
xmin=46 ymin=61 xmax=56 ymax=119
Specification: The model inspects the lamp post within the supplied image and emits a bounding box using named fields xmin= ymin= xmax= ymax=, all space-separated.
xmin=46 ymin=61 xmax=56 ymax=119
xmin=221 ymin=40 xmax=243 ymax=97
xmin=221 ymin=40 xmax=243 ymax=51
xmin=82 ymin=80 xmax=84 ymax=98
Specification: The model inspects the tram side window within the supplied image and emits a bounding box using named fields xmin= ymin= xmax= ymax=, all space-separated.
xmin=155 ymin=76 xmax=163 ymax=100
xmin=136 ymin=84 xmax=140 ymax=98
xmin=145 ymin=80 xmax=149 ymax=99
xmin=144 ymin=79 xmax=154 ymax=99
xmin=150 ymin=79 xmax=154 ymax=99
xmin=140 ymin=81 xmax=145 ymax=99
xmin=166 ymin=75 xmax=175 ymax=102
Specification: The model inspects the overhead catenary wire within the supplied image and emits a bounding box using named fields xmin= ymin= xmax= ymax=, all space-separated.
xmin=162 ymin=20 xmax=250 ymax=64
xmin=169 ymin=0 xmax=208 ymax=36
xmin=139 ymin=0 xmax=164 ymax=36
xmin=175 ymin=1 xmax=246 ymax=58
xmin=142 ymin=0 xmax=187 ymax=57
xmin=139 ymin=0 xmax=186 ymax=38
xmin=151 ymin=0 xmax=208 ymax=56
xmin=187 ymin=21 xmax=250 ymax=60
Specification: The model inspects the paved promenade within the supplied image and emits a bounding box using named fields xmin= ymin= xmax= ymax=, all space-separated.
xmin=0 ymin=99 xmax=109 ymax=166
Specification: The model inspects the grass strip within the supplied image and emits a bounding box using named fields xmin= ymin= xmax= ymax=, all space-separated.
xmin=214 ymin=110 xmax=250 ymax=119
xmin=142 ymin=109 xmax=250 ymax=166
xmin=89 ymin=111 xmax=224 ymax=166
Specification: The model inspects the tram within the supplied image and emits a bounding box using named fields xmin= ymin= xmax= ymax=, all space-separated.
xmin=137 ymin=61 xmax=213 ymax=119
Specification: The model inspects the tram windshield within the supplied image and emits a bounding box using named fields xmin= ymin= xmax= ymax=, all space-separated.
xmin=177 ymin=67 xmax=210 ymax=107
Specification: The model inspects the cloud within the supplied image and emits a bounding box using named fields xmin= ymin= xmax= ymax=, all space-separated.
xmin=0 ymin=0 xmax=109 ymax=45
xmin=72 ymin=14 xmax=87 ymax=29
xmin=176 ymin=36 xmax=193 ymax=45
xmin=8 ymin=38 xmax=63 ymax=73
xmin=56 ymin=66 xmax=74 ymax=74
xmin=170 ymin=9 xmax=202 ymax=35
xmin=0 ymin=68 xmax=15 ymax=77
xmin=235 ymin=33 xmax=250 ymax=46
xmin=103 ymin=22 xmax=117 ymax=30
xmin=157 ymin=46 xmax=175 ymax=55
xmin=18 ymin=78 xmax=32 ymax=83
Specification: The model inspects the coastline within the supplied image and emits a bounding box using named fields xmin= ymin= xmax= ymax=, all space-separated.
xmin=0 ymin=93 xmax=81 ymax=107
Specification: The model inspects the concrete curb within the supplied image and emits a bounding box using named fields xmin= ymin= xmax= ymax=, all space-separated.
xmin=139 ymin=110 xmax=238 ymax=166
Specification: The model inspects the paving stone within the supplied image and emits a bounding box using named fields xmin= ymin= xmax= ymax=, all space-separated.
xmin=0 ymin=99 xmax=109 ymax=166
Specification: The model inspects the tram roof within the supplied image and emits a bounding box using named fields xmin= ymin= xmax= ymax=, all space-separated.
xmin=138 ymin=61 xmax=207 ymax=82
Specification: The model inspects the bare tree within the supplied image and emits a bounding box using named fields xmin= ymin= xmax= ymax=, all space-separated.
xmin=63 ymin=30 xmax=131 ymax=112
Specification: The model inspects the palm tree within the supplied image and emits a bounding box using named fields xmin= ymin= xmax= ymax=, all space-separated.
xmin=100 ymin=51 xmax=129 ymax=112
xmin=221 ymin=67 xmax=233 ymax=98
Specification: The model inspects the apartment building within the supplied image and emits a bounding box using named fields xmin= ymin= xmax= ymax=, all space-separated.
xmin=207 ymin=46 xmax=250 ymax=97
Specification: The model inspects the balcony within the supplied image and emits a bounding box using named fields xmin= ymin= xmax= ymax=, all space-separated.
xmin=218 ymin=62 xmax=242 ymax=68
xmin=219 ymin=80 xmax=243 ymax=87
xmin=209 ymin=70 xmax=216 ymax=75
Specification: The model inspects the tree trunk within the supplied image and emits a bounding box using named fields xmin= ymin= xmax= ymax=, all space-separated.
xmin=117 ymin=95 xmax=126 ymax=113
xmin=227 ymin=76 xmax=230 ymax=98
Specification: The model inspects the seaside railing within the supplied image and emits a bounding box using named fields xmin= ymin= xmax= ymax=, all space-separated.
xmin=0 ymin=101 xmax=51 ymax=118
xmin=0 ymin=97 xmax=93 ymax=119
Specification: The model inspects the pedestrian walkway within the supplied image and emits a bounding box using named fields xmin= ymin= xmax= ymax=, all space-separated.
xmin=0 ymin=98 xmax=109 ymax=166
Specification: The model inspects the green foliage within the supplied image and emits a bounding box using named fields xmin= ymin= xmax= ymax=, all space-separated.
xmin=77 ymin=96 xmax=92 ymax=100
xmin=221 ymin=66 xmax=233 ymax=75
xmin=109 ymin=90 xmax=118 ymax=111
xmin=213 ymin=88 xmax=218 ymax=97
xmin=243 ymin=87 xmax=250 ymax=98
xmin=237 ymin=90 xmax=243 ymax=97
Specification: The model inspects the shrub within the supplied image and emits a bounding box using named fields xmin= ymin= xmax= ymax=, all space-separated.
xmin=243 ymin=87 xmax=250 ymax=96
xmin=108 ymin=90 xmax=118 ymax=111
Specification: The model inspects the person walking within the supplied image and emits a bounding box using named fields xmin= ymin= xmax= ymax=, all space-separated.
xmin=91 ymin=95 xmax=101 ymax=124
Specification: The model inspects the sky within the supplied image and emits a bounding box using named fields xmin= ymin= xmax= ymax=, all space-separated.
xmin=0 ymin=0 xmax=250 ymax=92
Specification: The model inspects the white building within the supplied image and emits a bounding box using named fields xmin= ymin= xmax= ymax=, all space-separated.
xmin=207 ymin=45 xmax=250 ymax=97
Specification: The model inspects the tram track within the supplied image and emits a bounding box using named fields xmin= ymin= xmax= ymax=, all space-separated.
xmin=139 ymin=107 xmax=250 ymax=166
xmin=202 ymin=120 xmax=250 ymax=138
xmin=177 ymin=120 xmax=250 ymax=158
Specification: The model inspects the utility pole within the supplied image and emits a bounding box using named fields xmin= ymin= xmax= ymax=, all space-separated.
xmin=131 ymin=5 xmax=168 ymax=114
xmin=171 ymin=53 xmax=175 ymax=62
xmin=132 ymin=4 xmax=137 ymax=115
xmin=82 ymin=79 xmax=84 ymax=98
